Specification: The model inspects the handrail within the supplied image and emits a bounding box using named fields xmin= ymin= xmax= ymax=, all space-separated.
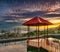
xmin=0 ymin=36 xmax=44 ymax=43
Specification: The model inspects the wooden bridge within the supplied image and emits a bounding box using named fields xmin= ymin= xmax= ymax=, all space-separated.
xmin=28 ymin=38 xmax=60 ymax=52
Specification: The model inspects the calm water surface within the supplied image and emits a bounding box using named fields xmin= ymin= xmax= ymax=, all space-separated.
xmin=0 ymin=41 xmax=27 ymax=52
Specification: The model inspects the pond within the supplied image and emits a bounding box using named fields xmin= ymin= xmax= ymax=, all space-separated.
xmin=0 ymin=40 xmax=49 ymax=52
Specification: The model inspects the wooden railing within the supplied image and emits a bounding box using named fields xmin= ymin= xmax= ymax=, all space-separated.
xmin=28 ymin=38 xmax=60 ymax=52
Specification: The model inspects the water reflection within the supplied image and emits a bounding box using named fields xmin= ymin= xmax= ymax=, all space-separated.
xmin=0 ymin=41 xmax=27 ymax=52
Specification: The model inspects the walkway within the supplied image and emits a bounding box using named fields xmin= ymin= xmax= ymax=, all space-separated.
xmin=28 ymin=38 xmax=60 ymax=52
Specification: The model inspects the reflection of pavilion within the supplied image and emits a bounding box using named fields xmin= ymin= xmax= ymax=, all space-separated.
xmin=23 ymin=16 xmax=60 ymax=52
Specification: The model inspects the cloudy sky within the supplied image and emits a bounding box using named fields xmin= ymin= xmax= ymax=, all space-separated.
xmin=0 ymin=0 xmax=60 ymax=23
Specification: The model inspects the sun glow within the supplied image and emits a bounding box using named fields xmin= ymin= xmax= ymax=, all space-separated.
xmin=50 ymin=20 xmax=60 ymax=24
xmin=30 ymin=20 xmax=60 ymax=29
xmin=46 ymin=19 xmax=60 ymax=28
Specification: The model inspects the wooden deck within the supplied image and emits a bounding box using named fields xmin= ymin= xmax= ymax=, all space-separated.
xmin=28 ymin=38 xmax=60 ymax=52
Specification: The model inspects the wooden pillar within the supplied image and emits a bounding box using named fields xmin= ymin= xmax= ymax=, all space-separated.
xmin=37 ymin=25 xmax=40 ymax=52
xmin=44 ymin=26 xmax=46 ymax=48
xmin=36 ymin=26 xmax=37 ymax=37
xmin=46 ymin=25 xmax=49 ymax=44
xmin=27 ymin=26 xmax=30 ymax=45
xmin=27 ymin=26 xmax=30 ymax=52
xmin=44 ymin=26 xmax=45 ymax=39
xmin=47 ymin=25 xmax=48 ymax=38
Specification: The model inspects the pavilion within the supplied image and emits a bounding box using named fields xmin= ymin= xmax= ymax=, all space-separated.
xmin=23 ymin=16 xmax=53 ymax=52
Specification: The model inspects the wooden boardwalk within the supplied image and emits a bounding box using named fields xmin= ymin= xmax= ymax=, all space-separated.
xmin=28 ymin=38 xmax=60 ymax=52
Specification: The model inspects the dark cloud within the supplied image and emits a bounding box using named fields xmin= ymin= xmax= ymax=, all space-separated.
xmin=0 ymin=0 xmax=60 ymax=9
xmin=1 ymin=10 xmax=48 ymax=22
xmin=44 ymin=14 xmax=60 ymax=17
xmin=21 ymin=11 xmax=46 ymax=17
xmin=0 ymin=0 xmax=60 ymax=20
xmin=55 ymin=8 xmax=60 ymax=12
xmin=1 ymin=16 xmax=15 ymax=21
xmin=9 ymin=11 xmax=47 ymax=17
xmin=0 ymin=0 xmax=60 ymax=4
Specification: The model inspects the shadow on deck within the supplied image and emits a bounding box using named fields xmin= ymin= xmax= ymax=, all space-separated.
xmin=27 ymin=46 xmax=48 ymax=52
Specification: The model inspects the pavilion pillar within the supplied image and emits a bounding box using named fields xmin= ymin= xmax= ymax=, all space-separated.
xmin=27 ymin=26 xmax=30 ymax=45
xmin=37 ymin=25 xmax=40 ymax=52
xmin=27 ymin=26 xmax=30 ymax=52
xmin=46 ymin=25 xmax=49 ymax=45
xmin=44 ymin=26 xmax=45 ymax=39
xmin=36 ymin=26 xmax=38 ymax=37
xmin=44 ymin=26 xmax=46 ymax=47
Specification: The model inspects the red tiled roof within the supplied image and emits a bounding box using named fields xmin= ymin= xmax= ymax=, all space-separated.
xmin=23 ymin=16 xmax=53 ymax=26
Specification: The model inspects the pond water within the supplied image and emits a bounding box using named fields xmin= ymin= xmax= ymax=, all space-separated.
xmin=0 ymin=40 xmax=49 ymax=52
xmin=0 ymin=41 xmax=27 ymax=52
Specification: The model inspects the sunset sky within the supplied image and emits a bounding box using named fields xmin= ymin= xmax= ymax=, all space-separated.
xmin=0 ymin=0 xmax=60 ymax=25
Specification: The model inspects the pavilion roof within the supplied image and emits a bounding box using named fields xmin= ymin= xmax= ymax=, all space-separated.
xmin=23 ymin=16 xmax=53 ymax=26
